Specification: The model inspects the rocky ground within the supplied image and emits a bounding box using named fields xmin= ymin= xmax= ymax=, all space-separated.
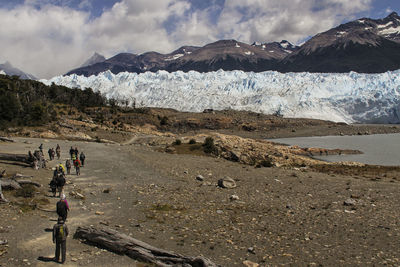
xmin=0 ymin=111 xmax=400 ymax=267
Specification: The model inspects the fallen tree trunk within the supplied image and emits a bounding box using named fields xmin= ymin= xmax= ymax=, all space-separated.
xmin=0 ymin=153 xmax=32 ymax=164
xmin=0 ymin=179 xmax=21 ymax=190
xmin=0 ymin=137 xmax=15 ymax=142
xmin=74 ymin=226 xmax=218 ymax=267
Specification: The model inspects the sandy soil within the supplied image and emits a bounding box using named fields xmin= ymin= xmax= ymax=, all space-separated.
xmin=0 ymin=133 xmax=399 ymax=267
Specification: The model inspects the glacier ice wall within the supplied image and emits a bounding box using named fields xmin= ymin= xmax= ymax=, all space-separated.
xmin=41 ymin=70 xmax=400 ymax=124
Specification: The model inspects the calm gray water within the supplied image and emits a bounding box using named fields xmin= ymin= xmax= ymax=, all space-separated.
xmin=270 ymin=133 xmax=400 ymax=166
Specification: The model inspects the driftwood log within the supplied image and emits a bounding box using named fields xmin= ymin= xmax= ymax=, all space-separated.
xmin=0 ymin=137 xmax=15 ymax=142
xmin=74 ymin=226 xmax=218 ymax=267
xmin=0 ymin=179 xmax=41 ymax=190
xmin=0 ymin=153 xmax=32 ymax=165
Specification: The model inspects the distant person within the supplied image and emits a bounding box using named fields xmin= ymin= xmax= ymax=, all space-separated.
xmin=52 ymin=216 xmax=69 ymax=264
xmin=39 ymin=144 xmax=43 ymax=154
xmin=65 ymin=159 xmax=71 ymax=175
xmin=56 ymin=171 xmax=66 ymax=197
xmin=74 ymin=158 xmax=81 ymax=176
xmin=56 ymin=194 xmax=70 ymax=222
xmin=51 ymin=148 xmax=56 ymax=161
xmin=79 ymin=152 xmax=86 ymax=167
xmin=48 ymin=148 xmax=53 ymax=161
xmin=56 ymin=144 xmax=61 ymax=160
xmin=50 ymin=168 xmax=58 ymax=197
xmin=69 ymin=147 xmax=74 ymax=159
xmin=74 ymin=147 xmax=79 ymax=158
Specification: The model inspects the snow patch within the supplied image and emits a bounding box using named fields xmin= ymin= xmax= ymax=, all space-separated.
xmin=280 ymin=42 xmax=290 ymax=49
xmin=235 ymin=43 xmax=240 ymax=48
xmin=0 ymin=70 xmax=5 ymax=75
xmin=379 ymin=26 xmax=400 ymax=35
xmin=164 ymin=54 xmax=184 ymax=61
xmin=41 ymin=70 xmax=400 ymax=124
xmin=284 ymin=50 xmax=293 ymax=54
xmin=377 ymin=21 xmax=394 ymax=29
xmin=244 ymin=51 xmax=254 ymax=56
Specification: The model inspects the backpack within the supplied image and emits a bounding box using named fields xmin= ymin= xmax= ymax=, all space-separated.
xmin=58 ymin=225 xmax=64 ymax=239
xmin=56 ymin=175 xmax=65 ymax=187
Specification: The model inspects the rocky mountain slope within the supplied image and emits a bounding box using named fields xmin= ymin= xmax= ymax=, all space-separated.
xmin=66 ymin=12 xmax=400 ymax=76
xmin=0 ymin=62 xmax=36 ymax=80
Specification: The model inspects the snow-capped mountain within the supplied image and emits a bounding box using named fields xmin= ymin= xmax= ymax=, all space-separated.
xmin=281 ymin=12 xmax=400 ymax=73
xmin=0 ymin=61 xmax=36 ymax=80
xmin=66 ymin=12 xmax=400 ymax=76
xmin=41 ymin=69 xmax=400 ymax=124
xmin=80 ymin=52 xmax=106 ymax=68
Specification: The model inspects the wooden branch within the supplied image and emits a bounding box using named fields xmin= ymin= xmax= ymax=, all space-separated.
xmin=15 ymin=180 xmax=41 ymax=187
xmin=0 ymin=153 xmax=32 ymax=164
xmin=0 ymin=137 xmax=15 ymax=142
xmin=0 ymin=179 xmax=21 ymax=190
xmin=74 ymin=226 xmax=218 ymax=267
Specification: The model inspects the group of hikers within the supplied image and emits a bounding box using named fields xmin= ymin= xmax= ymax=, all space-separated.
xmin=39 ymin=143 xmax=86 ymax=263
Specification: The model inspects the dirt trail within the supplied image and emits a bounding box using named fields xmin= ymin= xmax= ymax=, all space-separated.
xmin=1 ymin=136 xmax=400 ymax=266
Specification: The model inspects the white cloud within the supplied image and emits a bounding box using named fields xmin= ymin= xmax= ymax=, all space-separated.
xmin=0 ymin=0 xmax=373 ymax=78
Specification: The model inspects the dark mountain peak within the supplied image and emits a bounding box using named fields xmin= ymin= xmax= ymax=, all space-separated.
xmin=387 ymin=11 xmax=399 ymax=19
xmin=81 ymin=52 xmax=106 ymax=67
xmin=0 ymin=61 xmax=36 ymax=80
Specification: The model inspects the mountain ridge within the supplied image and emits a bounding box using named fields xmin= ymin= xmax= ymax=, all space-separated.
xmin=67 ymin=12 xmax=400 ymax=76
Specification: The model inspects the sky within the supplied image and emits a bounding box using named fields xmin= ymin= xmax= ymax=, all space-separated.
xmin=0 ymin=0 xmax=399 ymax=78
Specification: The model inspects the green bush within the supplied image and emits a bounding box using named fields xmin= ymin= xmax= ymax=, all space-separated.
xmin=174 ymin=139 xmax=182 ymax=145
xmin=203 ymin=137 xmax=217 ymax=154
xmin=188 ymin=139 xmax=196 ymax=144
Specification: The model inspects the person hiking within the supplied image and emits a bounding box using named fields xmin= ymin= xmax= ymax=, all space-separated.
xmin=56 ymin=144 xmax=61 ymax=160
xmin=52 ymin=216 xmax=69 ymax=264
xmin=65 ymin=159 xmax=71 ymax=175
xmin=56 ymin=194 xmax=70 ymax=222
xmin=69 ymin=146 xmax=74 ymax=159
xmin=39 ymin=143 xmax=43 ymax=154
xmin=79 ymin=152 xmax=86 ymax=167
xmin=51 ymin=148 xmax=56 ymax=161
xmin=56 ymin=171 xmax=66 ymax=197
xmin=49 ymin=169 xmax=58 ymax=197
xmin=48 ymin=148 xmax=53 ymax=161
xmin=74 ymin=158 xmax=81 ymax=176
xmin=74 ymin=147 xmax=79 ymax=158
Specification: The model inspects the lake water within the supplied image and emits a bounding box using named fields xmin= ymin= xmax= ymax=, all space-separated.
xmin=270 ymin=133 xmax=400 ymax=166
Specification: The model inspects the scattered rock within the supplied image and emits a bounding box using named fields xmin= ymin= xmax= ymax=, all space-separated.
xmin=217 ymin=177 xmax=237 ymax=188
xmin=216 ymin=210 xmax=223 ymax=214
xmin=70 ymin=191 xmax=85 ymax=200
xmin=229 ymin=195 xmax=239 ymax=201
xmin=344 ymin=198 xmax=356 ymax=206
xmin=71 ymin=257 xmax=78 ymax=262
xmin=243 ymin=260 xmax=259 ymax=267
xmin=248 ymin=247 xmax=256 ymax=254
xmin=165 ymin=146 xmax=176 ymax=154
xmin=103 ymin=188 xmax=111 ymax=193
xmin=95 ymin=211 xmax=104 ymax=215
xmin=196 ymin=175 xmax=204 ymax=181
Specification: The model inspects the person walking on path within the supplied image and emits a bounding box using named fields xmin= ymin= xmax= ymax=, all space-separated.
xmin=74 ymin=158 xmax=81 ymax=175
xmin=48 ymin=148 xmax=53 ymax=161
xmin=56 ymin=194 xmax=70 ymax=222
xmin=52 ymin=217 xmax=69 ymax=264
xmin=69 ymin=146 xmax=74 ymax=159
xmin=56 ymin=144 xmax=61 ymax=160
xmin=79 ymin=152 xmax=86 ymax=167
xmin=56 ymin=171 xmax=66 ymax=197
xmin=39 ymin=143 xmax=43 ymax=154
xmin=74 ymin=147 xmax=79 ymax=158
xmin=65 ymin=159 xmax=71 ymax=175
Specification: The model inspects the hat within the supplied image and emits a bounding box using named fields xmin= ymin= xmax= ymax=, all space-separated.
xmin=61 ymin=194 xmax=66 ymax=200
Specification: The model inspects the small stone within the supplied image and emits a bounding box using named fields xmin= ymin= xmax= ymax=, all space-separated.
xmin=217 ymin=177 xmax=237 ymax=189
xmin=184 ymin=170 xmax=188 ymax=174
xmin=344 ymin=198 xmax=356 ymax=206
xmin=229 ymin=195 xmax=239 ymax=201
xmin=286 ymin=204 xmax=293 ymax=209
xmin=103 ymin=188 xmax=111 ymax=193
xmin=243 ymin=260 xmax=259 ymax=267
xmin=216 ymin=210 xmax=223 ymax=214
xmin=196 ymin=175 xmax=204 ymax=181
xmin=248 ymin=247 xmax=256 ymax=254
xmin=95 ymin=211 xmax=104 ymax=215
xmin=71 ymin=257 xmax=78 ymax=262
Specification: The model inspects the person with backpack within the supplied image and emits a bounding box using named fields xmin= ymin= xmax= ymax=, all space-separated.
xmin=74 ymin=158 xmax=81 ymax=176
xmin=65 ymin=159 xmax=71 ymax=175
xmin=79 ymin=152 xmax=86 ymax=167
xmin=69 ymin=146 xmax=74 ymax=159
xmin=56 ymin=171 xmax=66 ymax=197
xmin=52 ymin=216 xmax=69 ymax=264
xmin=56 ymin=194 xmax=70 ymax=222
xmin=50 ymin=169 xmax=58 ymax=197
xmin=56 ymin=144 xmax=61 ymax=160
xmin=48 ymin=148 xmax=53 ymax=161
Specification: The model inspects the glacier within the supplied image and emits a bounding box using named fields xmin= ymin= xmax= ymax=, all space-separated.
xmin=41 ymin=70 xmax=400 ymax=124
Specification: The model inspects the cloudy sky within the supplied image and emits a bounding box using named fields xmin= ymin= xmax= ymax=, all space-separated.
xmin=0 ymin=0 xmax=399 ymax=78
